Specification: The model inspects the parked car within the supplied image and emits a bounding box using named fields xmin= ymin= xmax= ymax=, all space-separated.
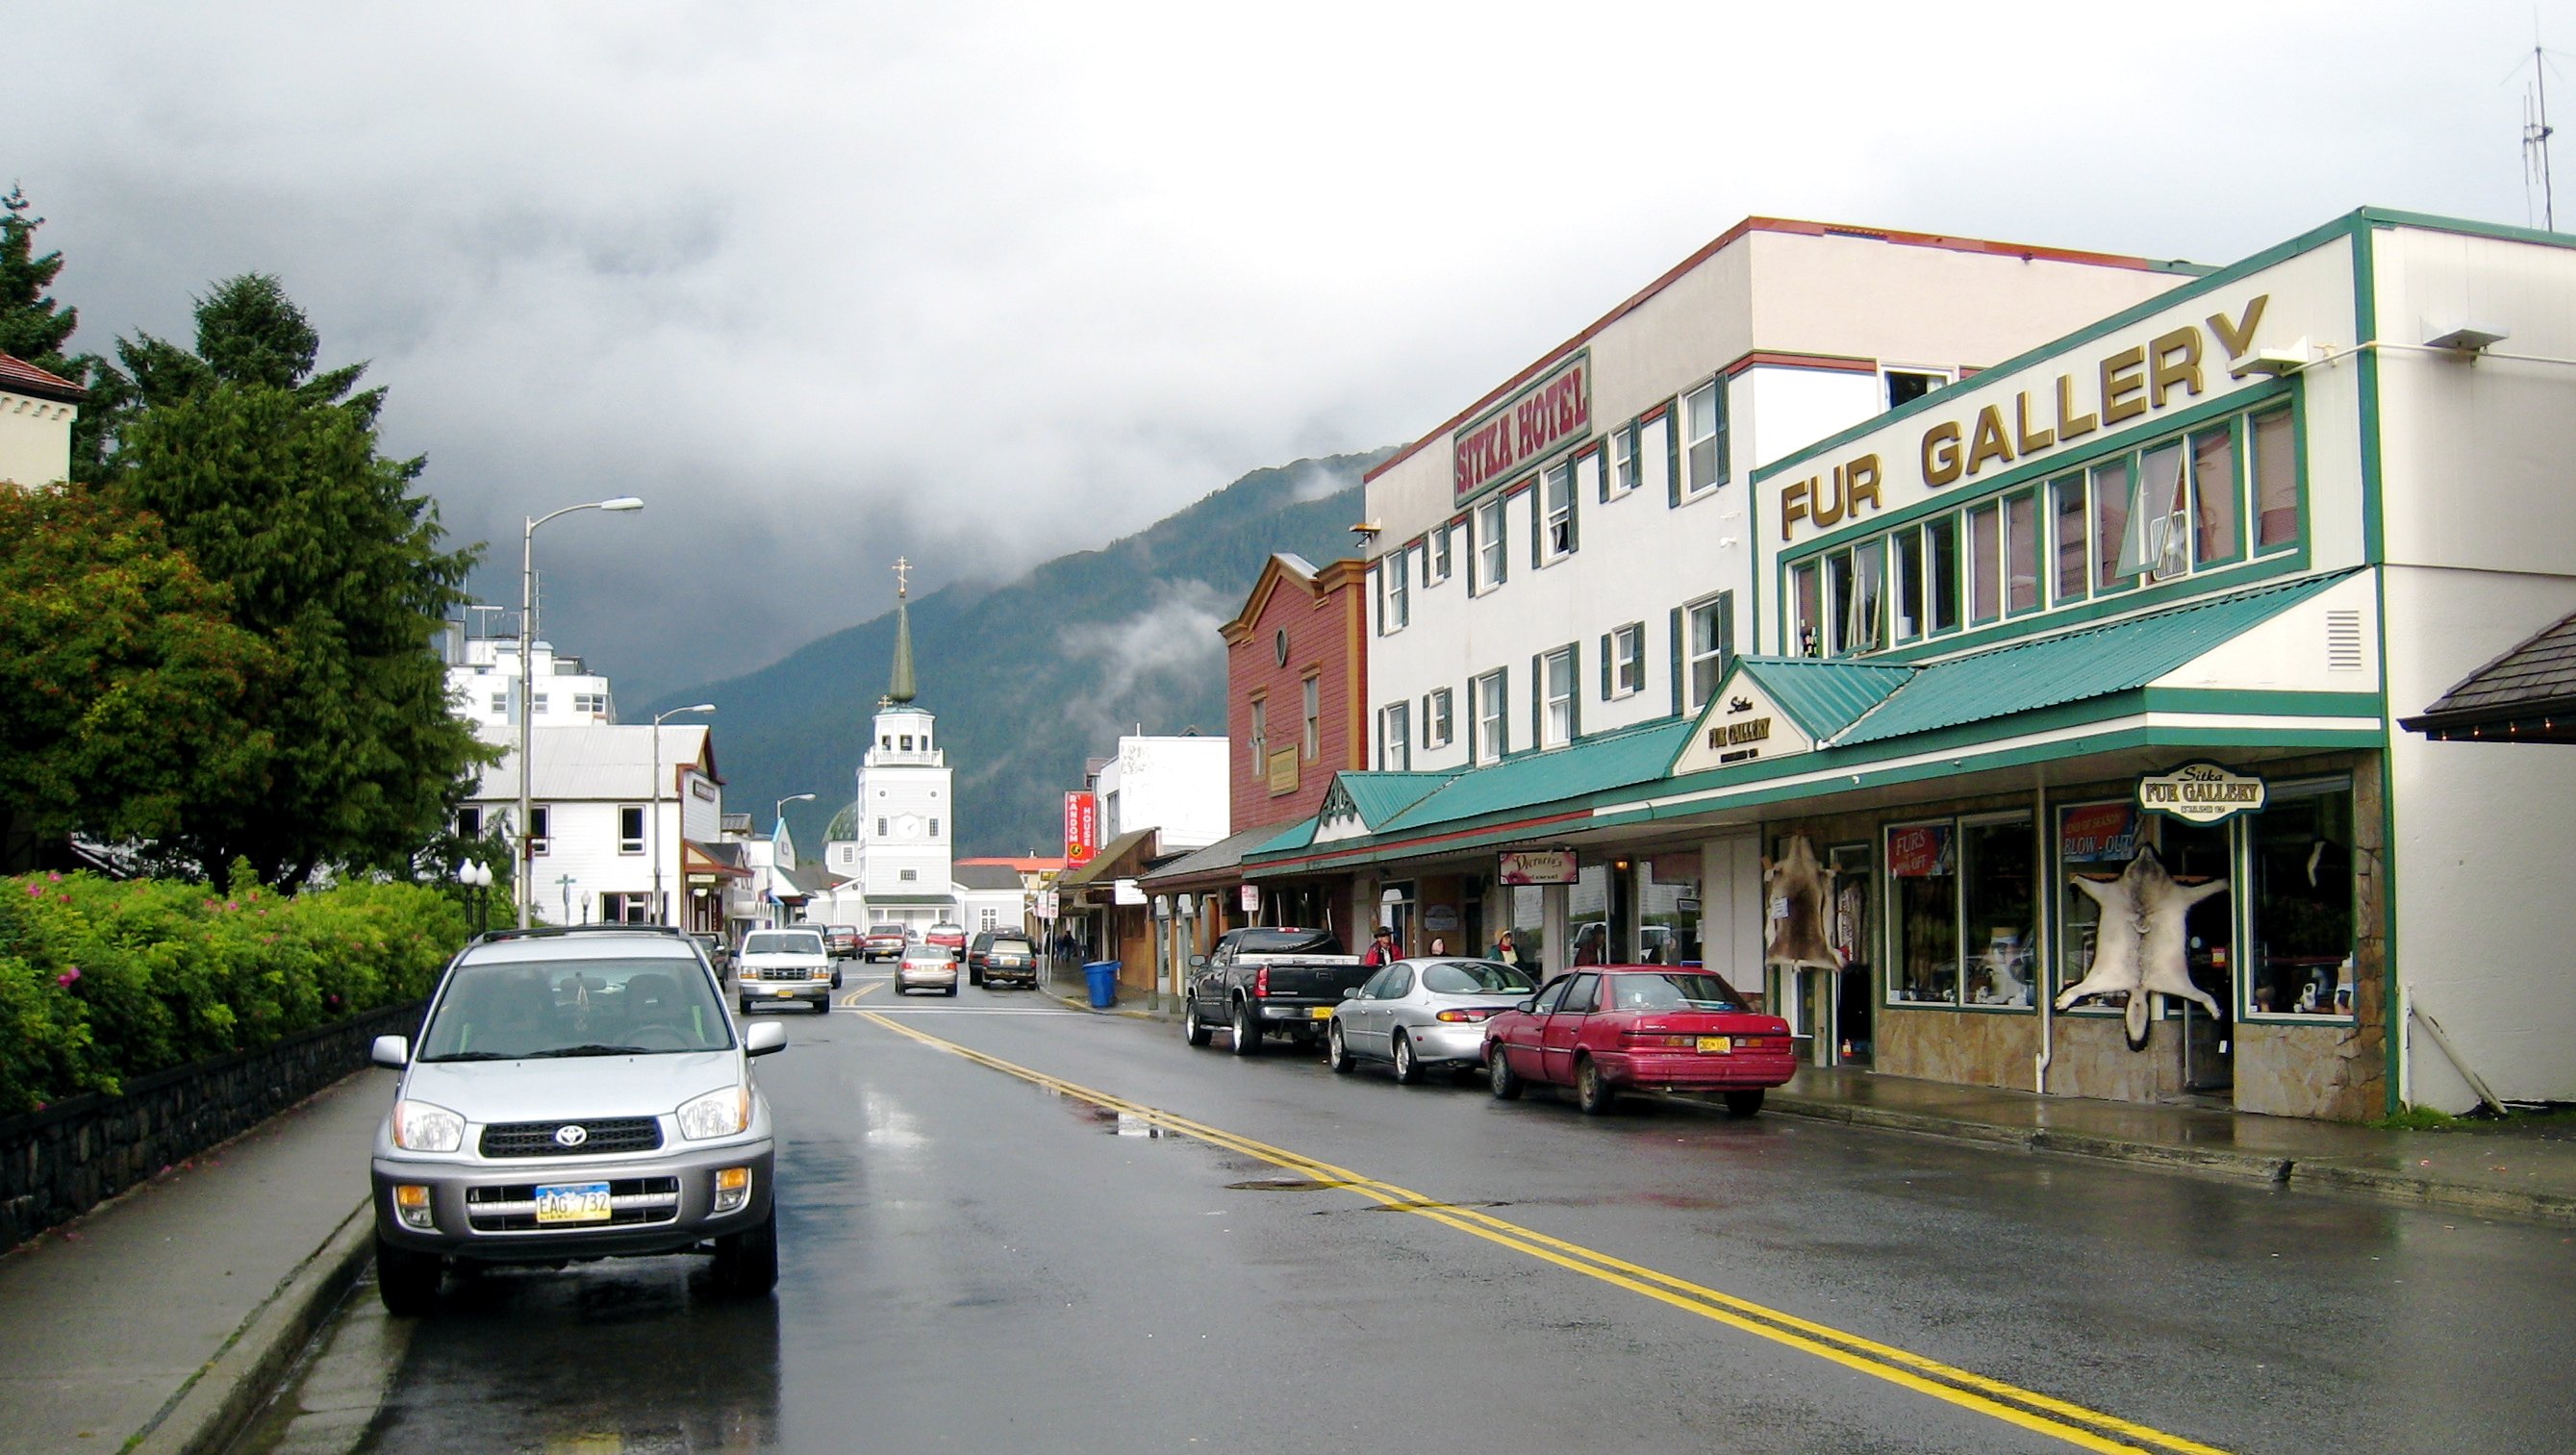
xmin=895 ymin=942 xmax=960 ymax=996
xmin=1182 ymin=927 xmax=1371 ymax=1057
xmin=367 ymin=923 xmax=786 ymax=1315
xmin=1482 ymin=966 xmax=1794 ymax=1116
xmin=734 ymin=928 xmax=834 ymax=1014
xmin=923 ymin=921 xmax=968 ymax=960
xmin=862 ymin=924 xmax=912 ymax=962
xmin=967 ymin=930 xmax=1038 ymax=988
xmin=692 ymin=934 xmax=733 ymax=978
xmin=823 ymin=925 xmax=861 ymax=960
xmin=1328 ymin=958 xmax=1540 ymax=1083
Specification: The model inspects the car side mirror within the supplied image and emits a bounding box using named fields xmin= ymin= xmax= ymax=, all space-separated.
xmin=370 ymin=1035 xmax=408 ymax=1069
xmin=745 ymin=1022 xmax=788 ymax=1058
xmin=1515 ymin=999 xmax=1536 ymax=1014
xmin=1189 ymin=954 xmax=1208 ymax=969
xmin=1341 ymin=986 xmax=1362 ymax=1000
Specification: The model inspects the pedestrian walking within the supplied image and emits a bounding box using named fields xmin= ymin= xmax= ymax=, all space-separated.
xmin=1364 ymin=926 xmax=1398 ymax=966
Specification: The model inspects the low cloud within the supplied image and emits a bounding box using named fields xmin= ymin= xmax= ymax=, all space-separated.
xmin=1054 ymin=580 xmax=1233 ymax=742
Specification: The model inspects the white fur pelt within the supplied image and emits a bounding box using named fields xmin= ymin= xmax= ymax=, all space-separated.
xmin=2055 ymin=846 xmax=2226 ymax=1049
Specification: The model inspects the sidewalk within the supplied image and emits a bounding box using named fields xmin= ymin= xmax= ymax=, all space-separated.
xmin=1693 ymin=1066 xmax=2576 ymax=1225
xmin=0 ymin=1071 xmax=391 ymax=1455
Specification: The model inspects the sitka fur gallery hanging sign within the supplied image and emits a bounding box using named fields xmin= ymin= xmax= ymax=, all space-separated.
xmin=2135 ymin=762 xmax=2267 ymax=825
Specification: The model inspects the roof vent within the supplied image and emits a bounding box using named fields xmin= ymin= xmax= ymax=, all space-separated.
xmin=2326 ymin=610 xmax=2364 ymax=671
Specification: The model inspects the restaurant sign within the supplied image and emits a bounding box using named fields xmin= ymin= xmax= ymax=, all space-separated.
xmin=1499 ymin=849 xmax=1578 ymax=886
xmin=1452 ymin=351 xmax=1591 ymax=500
xmin=2136 ymin=762 xmax=2267 ymax=825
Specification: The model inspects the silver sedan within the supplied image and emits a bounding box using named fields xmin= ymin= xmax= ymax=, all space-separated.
xmin=1327 ymin=958 xmax=1541 ymax=1083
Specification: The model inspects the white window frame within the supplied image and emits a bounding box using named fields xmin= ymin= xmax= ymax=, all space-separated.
xmin=1540 ymin=647 xmax=1575 ymax=749
xmin=1639 ymin=411 xmax=1673 ymax=501
xmin=1425 ymin=687 xmax=1454 ymax=748
xmin=1541 ymin=462 xmax=1576 ymax=562
xmin=1474 ymin=497 xmax=1507 ymax=593
xmin=1472 ymin=670 xmax=1507 ymax=765
xmin=1683 ymin=380 xmax=1727 ymax=496
xmin=1380 ymin=548 xmax=1410 ymax=632
xmin=1427 ymin=522 xmax=1453 ymax=584
xmin=1301 ymin=675 xmax=1320 ymax=760
xmin=1610 ymin=622 xmax=1645 ymax=698
xmin=1379 ymin=701 xmax=1412 ymax=771
xmin=1685 ymin=594 xmax=1731 ymax=712
xmin=1248 ymin=697 xmax=1268 ymax=776
xmin=619 ymin=805 xmax=645 ymax=855
xmin=1610 ymin=423 xmax=1639 ymax=498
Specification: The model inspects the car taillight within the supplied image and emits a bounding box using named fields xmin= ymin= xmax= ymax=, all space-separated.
xmin=1254 ymin=966 xmax=1269 ymax=998
xmin=1435 ymin=1007 xmax=1501 ymax=1023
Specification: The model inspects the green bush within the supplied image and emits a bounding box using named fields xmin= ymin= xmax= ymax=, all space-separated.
xmin=0 ymin=870 xmax=465 ymax=1116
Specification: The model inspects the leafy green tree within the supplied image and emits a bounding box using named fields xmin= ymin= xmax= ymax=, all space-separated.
xmin=0 ymin=485 xmax=277 ymax=846
xmin=0 ymin=185 xmax=125 ymax=483
xmin=108 ymin=275 xmax=492 ymax=891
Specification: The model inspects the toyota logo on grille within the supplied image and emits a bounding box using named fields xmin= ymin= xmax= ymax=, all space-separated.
xmin=552 ymin=1123 xmax=589 ymax=1148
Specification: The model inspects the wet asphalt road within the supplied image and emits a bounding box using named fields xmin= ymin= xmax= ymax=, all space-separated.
xmin=239 ymin=973 xmax=2576 ymax=1455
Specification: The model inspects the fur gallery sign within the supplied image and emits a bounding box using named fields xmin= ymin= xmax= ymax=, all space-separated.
xmin=2135 ymin=762 xmax=2266 ymax=825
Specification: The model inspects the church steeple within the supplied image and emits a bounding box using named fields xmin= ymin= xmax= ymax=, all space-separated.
xmin=884 ymin=556 xmax=917 ymax=707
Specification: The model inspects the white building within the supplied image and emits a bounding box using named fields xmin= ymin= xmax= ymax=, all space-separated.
xmin=463 ymin=724 xmax=740 ymax=932
xmin=817 ymin=575 xmax=963 ymax=934
xmin=1095 ymin=735 xmax=1230 ymax=852
xmin=1360 ymin=218 xmax=2205 ymax=774
xmin=441 ymin=627 xmax=617 ymax=738
xmin=0 ymin=354 xmax=81 ymax=488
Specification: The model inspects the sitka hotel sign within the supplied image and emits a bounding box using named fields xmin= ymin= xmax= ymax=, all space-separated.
xmin=1452 ymin=351 xmax=1591 ymax=499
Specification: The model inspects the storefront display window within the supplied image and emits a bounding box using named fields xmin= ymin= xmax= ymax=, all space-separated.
xmin=1960 ymin=815 xmax=2035 ymax=1005
xmin=2191 ymin=425 xmax=2239 ymax=564
xmin=2055 ymin=800 xmax=2143 ymax=1011
xmin=1887 ymin=821 xmax=1957 ymax=1004
xmin=2247 ymin=779 xmax=2356 ymax=1019
xmin=2053 ymin=799 xmax=2235 ymax=1025
xmin=2253 ymin=407 xmax=2297 ymax=550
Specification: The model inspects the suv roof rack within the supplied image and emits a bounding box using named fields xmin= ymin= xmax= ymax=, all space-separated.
xmin=469 ymin=923 xmax=697 ymax=945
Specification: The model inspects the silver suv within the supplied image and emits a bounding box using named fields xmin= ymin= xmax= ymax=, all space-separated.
xmin=368 ymin=925 xmax=785 ymax=1314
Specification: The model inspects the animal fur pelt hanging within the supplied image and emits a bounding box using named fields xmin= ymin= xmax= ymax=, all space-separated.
xmin=1764 ymin=835 xmax=1842 ymax=970
xmin=2054 ymin=845 xmax=2226 ymax=1050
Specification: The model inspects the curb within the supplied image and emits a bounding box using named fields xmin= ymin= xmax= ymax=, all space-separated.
xmin=1036 ymin=984 xmax=1179 ymax=1023
xmin=1735 ymin=1094 xmax=2571 ymax=1223
xmin=125 ymin=1202 xmax=374 ymax=1455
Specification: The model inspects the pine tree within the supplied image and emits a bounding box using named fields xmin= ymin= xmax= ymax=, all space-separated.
xmin=109 ymin=275 xmax=492 ymax=890
xmin=0 ymin=185 xmax=127 ymax=482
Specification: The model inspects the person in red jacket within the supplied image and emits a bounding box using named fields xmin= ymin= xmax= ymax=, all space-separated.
xmin=1363 ymin=926 xmax=1398 ymax=966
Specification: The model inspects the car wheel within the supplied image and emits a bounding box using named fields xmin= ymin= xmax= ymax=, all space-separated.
xmin=1184 ymin=1001 xmax=1214 ymax=1047
xmin=831 ymin=970 xmax=843 ymax=990
xmin=1327 ymin=1022 xmax=1356 ymax=1074
xmin=712 ymin=1212 xmax=779 ymax=1298
xmin=945 ymin=982 xmax=959 ymax=997
xmin=737 ymin=997 xmax=752 ymax=1016
xmin=376 ymin=1238 xmax=442 ymax=1317
xmin=1575 ymin=1056 xmax=1618 ymax=1116
xmin=1486 ymin=1046 xmax=1524 ymax=1100
xmin=1391 ymin=1031 xmax=1424 ymax=1085
xmin=1723 ymin=1090 xmax=1766 ymax=1118
xmin=1230 ymin=1000 xmax=1263 ymax=1056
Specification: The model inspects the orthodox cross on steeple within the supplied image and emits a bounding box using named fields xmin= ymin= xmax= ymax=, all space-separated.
xmin=882 ymin=556 xmax=918 ymax=707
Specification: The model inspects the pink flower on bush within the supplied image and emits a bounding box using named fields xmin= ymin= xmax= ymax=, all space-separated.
xmin=223 ymin=901 xmax=239 ymax=912
xmin=46 ymin=872 xmax=61 ymax=883
xmin=25 ymin=884 xmax=39 ymax=897
xmin=57 ymin=967 xmax=80 ymax=987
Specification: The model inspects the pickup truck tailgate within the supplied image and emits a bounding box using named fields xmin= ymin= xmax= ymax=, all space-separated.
xmin=1257 ymin=960 xmax=1376 ymax=1002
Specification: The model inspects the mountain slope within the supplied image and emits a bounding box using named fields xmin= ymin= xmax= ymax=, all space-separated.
xmin=647 ymin=451 xmax=1390 ymax=856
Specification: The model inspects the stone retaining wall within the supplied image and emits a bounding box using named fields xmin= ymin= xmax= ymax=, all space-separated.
xmin=0 ymin=1000 xmax=424 ymax=1247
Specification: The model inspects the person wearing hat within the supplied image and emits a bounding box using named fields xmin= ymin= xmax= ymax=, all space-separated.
xmin=1364 ymin=926 xmax=1399 ymax=966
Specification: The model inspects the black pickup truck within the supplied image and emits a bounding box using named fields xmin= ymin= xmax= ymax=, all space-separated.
xmin=1183 ymin=927 xmax=1373 ymax=1057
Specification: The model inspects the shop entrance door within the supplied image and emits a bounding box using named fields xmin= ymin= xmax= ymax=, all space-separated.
xmin=2159 ymin=819 xmax=2235 ymax=1096
xmin=1828 ymin=843 xmax=1874 ymax=1066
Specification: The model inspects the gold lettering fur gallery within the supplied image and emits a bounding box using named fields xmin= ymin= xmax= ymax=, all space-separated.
xmin=1777 ymin=295 xmax=2271 ymax=544
xmin=2056 ymin=846 xmax=2227 ymax=1051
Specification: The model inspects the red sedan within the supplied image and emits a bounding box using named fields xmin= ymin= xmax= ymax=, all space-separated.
xmin=1483 ymin=966 xmax=1795 ymax=1116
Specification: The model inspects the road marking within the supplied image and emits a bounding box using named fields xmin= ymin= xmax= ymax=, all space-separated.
xmin=856 ymin=1011 xmax=2235 ymax=1455
xmin=837 ymin=982 xmax=888 ymax=1008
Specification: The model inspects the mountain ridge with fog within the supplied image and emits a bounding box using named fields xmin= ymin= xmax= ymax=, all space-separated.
xmin=644 ymin=449 xmax=1394 ymax=858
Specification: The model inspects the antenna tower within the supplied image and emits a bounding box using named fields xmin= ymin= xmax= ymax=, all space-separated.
xmin=2524 ymin=37 xmax=2560 ymax=231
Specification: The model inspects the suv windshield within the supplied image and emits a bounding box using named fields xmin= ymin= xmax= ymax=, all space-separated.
xmin=1609 ymin=972 xmax=1746 ymax=1012
xmin=1236 ymin=929 xmax=1346 ymax=955
xmin=419 ymin=957 xmax=733 ymax=1061
xmin=1421 ymin=961 xmax=1537 ymax=993
xmin=743 ymin=931 xmax=824 ymax=956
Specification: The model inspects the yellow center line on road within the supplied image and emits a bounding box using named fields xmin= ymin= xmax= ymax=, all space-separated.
xmin=838 ymin=981 xmax=887 ymax=1008
xmin=856 ymin=1010 xmax=2235 ymax=1455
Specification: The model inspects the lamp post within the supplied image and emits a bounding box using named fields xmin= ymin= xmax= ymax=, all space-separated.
xmin=456 ymin=859 xmax=493 ymax=935
xmin=651 ymin=703 xmax=717 ymax=926
xmin=517 ymin=496 xmax=644 ymax=927
xmin=773 ymin=792 xmax=817 ymax=927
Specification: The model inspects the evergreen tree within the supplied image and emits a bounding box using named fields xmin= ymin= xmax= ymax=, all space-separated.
xmin=0 ymin=185 xmax=127 ymax=482
xmin=109 ymin=275 xmax=492 ymax=891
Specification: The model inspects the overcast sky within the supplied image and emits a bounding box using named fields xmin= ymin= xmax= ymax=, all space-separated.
xmin=13 ymin=2 xmax=2572 ymax=698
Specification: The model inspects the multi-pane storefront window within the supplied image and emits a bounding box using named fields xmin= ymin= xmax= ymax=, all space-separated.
xmin=2248 ymin=779 xmax=2356 ymax=1018
xmin=1887 ymin=815 xmax=2033 ymax=1008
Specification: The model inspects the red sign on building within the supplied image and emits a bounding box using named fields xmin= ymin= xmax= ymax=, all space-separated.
xmin=1064 ymin=791 xmax=1099 ymax=866
xmin=1452 ymin=351 xmax=1591 ymax=500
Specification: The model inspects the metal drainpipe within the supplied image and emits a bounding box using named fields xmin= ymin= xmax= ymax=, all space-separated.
xmin=2033 ymin=769 xmax=2053 ymax=1095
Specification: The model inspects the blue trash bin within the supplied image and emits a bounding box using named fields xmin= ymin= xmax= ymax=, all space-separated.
xmin=1082 ymin=961 xmax=1121 ymax=1008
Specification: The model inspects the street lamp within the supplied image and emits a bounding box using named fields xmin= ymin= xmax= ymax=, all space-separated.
xmin=517 ymin=496 xmax=644 ymax=927
xmin=652 ymin=703 xmax=717 ymax=926
xmin=773 ymin=793 xmax=817 ymax=928
xmin=456 ymin=859 xmax=493 ymax=935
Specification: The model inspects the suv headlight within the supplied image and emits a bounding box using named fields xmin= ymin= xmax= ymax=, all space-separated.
xmin=677 ymin=1085 xmax=750 ymax=1141
xmin=391 ymin=1099 xmax=467 ymax=1153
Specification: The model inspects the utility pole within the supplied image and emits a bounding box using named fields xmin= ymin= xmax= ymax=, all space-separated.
xmin=516 ymin=497 xmax=644 ymax=926
xmin=652 ymin=703 xmax=716 ymax=925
